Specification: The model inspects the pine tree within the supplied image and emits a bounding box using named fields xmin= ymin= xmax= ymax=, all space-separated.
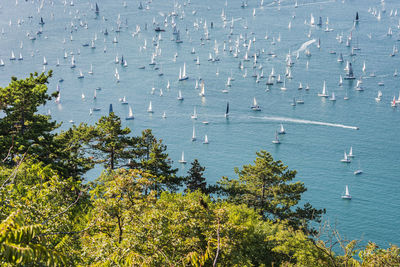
xmin=0 ymin=71 xmax=59 ymax=165
xmin=185 ymin=159 xmax=207 ymax=193
xmin=218 ymin=150 xmax=325 ymax=234
xmin=91 ymin=112 xmax=136 ymax=170
xmin=131 ymin=129 xmax=180 ymax=192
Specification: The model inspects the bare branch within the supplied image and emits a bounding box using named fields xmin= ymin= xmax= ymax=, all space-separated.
xmin=41 ymin=191 xmax=83 ymax=225
xmin=213 ymin=217 xmax=221 ymax=267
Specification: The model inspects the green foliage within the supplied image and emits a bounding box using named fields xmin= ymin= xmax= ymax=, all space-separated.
xmin=185 ymin=159 xmax=218 ymax=195
xmin=359 ymin=242 xmax=400 ymax=266
xmin=0 ymin=210 xmax=66 ymax=266
xmin=218 ymin=150 xmax=325 ymax=234
xmin=91 ymin=112 xmax=136 ymax=170
xmin=130 ymin=129 xmax=181 ymax=192
xmin=0 ymin=71 xmax=59 ymax=165
xmin=185 ymin=159 xmax=207 ymax=193
xmin=0 ymin=161 xmax=90 ymax=265
xmin=83 ymin=169 xmax=278 ymax=266
xmin=51 ymin=123 xmax=96 ymax=178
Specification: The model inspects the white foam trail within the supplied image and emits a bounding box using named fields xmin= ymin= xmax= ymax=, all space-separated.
xmin=249 ymin=116 xmax=359 ymax=130
xmin=294 ymin=39 xmax=316 ymax=54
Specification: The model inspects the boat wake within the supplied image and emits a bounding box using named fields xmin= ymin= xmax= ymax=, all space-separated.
xmin=294 ymin=39 xmax=316 ymax=54
xmin=249 ymin=115 xmax=359 ymax=130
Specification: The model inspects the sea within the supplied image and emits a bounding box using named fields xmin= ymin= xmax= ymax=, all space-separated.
xmin=0 ymin=0 xmax=399 ymax=249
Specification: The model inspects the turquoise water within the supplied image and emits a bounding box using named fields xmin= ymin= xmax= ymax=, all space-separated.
xmin=1 ymin=0 xmax=399 ymax=247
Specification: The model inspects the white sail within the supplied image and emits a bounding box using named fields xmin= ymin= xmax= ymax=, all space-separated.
xmin=330 ymin=92 xmax=336 ymax=101
xmin=126 ymin=105 xmax=134 ymax=120
xmin=178 ymin=151 xmax=187 ymax=163
xmin=318 ymin=81 xmax=328 ymax=97
xmin=191 ymin=125 xmax=196 ymax=141
xmin=348 ymin=147 xmax=354 ymax=157
xmin=147 ymin=101 xmax=153 ymax=113
xmin=191 ymin=106 xmax=198 ymax=119
xmin=199 ymin=80 xmax=205 ymax=96
xmin=128 ymin=106 xmax=133 ymax=117
xmin=342 ymin=185 xmax=352 ymax=199
xmin=203 ymin=134 xmax=209 ymax=144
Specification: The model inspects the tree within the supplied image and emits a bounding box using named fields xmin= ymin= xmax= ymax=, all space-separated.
xmin=82 ymin=170 xmax=278 ymax=266
xmin=218 ymin=150 xmax=325 ymax=234
xmin=0 ymin=71 xmax=59 ymax=165
xmin=131 ymin=129 xmax=180 ymax=192
xmin=0 ymin=211 xmax=66 ymax=266
xmin=49 ymin=124 xmax=97 ymax=179
xmin=359 ymin=242 xmax=400 ymax=266
xmin=91 ymin=112 xmax=136 ymax=170
xmin=0 ymin=160 xmax=90 ymax=265
xmin=185 ymin=159 xmax=207 ymax=193
xmin=184 ymin=159 xmax=218 ymax=195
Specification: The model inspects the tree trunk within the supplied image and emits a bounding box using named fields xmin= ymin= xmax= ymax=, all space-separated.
xmin=110 ymin=147 xmax=114 ymax=169
xmin=260 ymin=179 xmax=266 ymax=217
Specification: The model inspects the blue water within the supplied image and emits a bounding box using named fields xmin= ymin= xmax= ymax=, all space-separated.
xmin=1 ymin=0 xmax=399 ymax=248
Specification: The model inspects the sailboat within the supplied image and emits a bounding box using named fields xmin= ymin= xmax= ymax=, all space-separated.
xmin=251 ymin=97 xmax=261 ymax=111
xmin=126 ymin=105 xmax=134 ymax=120
xmin=329 ymin=92 xmax=336 ymax=101
xmin=298 ymin=82 xmax=303 ymax=90
xmin=344 ymin=63 xmax=356 ymax=80
xmin=354 ymin=160 xmax=363 ymax=175
xmin=147 ymin=101 xmax=154 ymax=113
xmin=95 ymin=3 xmax=99 ymax=14
xmin=318 ymin=81 xmax=329 ymax=97
xmin=225 ymin=102 xmax=229 ymax=118
xmin=162 ymin=111 xmax=167 ymax=119
xmin=70 ymin=56 xmax=76 ymax=68
xmin=278 ymin=124 xmax=286 ymax=134
xmin=78 ymin=69 xmax=84 ymax=79
xmin=280 ymin=79 xmax=287 ymax=91
xmin=341 ymin=151 xmax=351 ymax=163
xmin=191 ymin=106 xmax=198 ymax=120
xmin=291 ymin=97 xmax=296 ymax=106
xmin=199 ymin=80 xmax=205 ymax=97
xmin=177 ymin=90 xmax=184 ymax=101
xmin=375 ymin=91 xmax=382 ymax=102
xmin=55 ymin=92 xmax=61 ymax=104
xmin=10 ymin=51 xmax=16 ymax=60
xmin=276 ymin=74 xmax=283 ymax=83
xmin=178 ymin=151 xmax=187 ymax=164
xmin=337 ymin=53 xmax=343 ymax=62
xmin=392 ymin=96 xmax=397 ymax=107
xmin=191 ymin=125 xmax=196 ymax=141
xmin=348 ymin=147 xmax=355 ymax=157
xmin=88 ymin=64 xmax=93 ymax=74
xmin=272 ymin=131 xmax=280 ymax=144
xmin=354 ymin=12 xmax=359 ymax=22
xmin=178 ymin=62 xmax=188 ymax=81
xmin=203 ymin=134 xmax=209 ymax=144
xmin=339 ymin=75 xmax=343 ymax=86
xmin=341 ymin=185 xmax=352 ymax=199
xmin=121 ymin=96 xmax=128 ymax=104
